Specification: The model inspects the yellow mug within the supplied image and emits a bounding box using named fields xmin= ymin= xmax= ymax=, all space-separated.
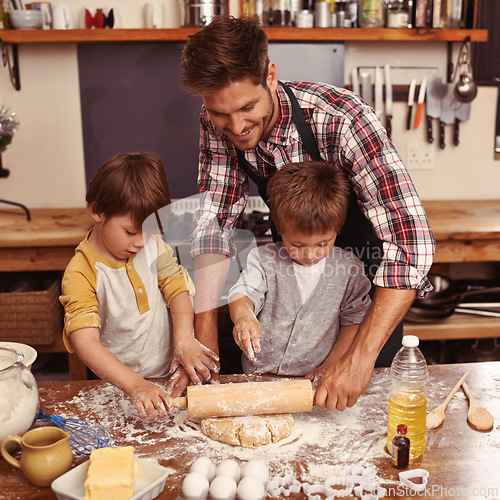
xmin=1 ymin=426 xmax=73 ymax=487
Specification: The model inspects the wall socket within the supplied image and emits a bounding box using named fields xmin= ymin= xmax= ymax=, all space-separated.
xmin=406 ymin=141 xmax=434 ymax=170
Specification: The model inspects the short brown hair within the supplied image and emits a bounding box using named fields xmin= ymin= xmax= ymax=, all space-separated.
xmin=267 ymin=161 xmax=350 ymax=235
xmin=181 ymin=16 xmax=270 ymax=94
xmin=86 ymin=152 xmax=171 ymax=227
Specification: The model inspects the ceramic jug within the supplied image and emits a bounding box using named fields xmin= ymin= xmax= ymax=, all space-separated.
xmin=1 ymin=426 xmax=73 ymax=487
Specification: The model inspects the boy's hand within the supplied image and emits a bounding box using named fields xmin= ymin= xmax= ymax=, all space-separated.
xmin=233 ymin=316 xmax=261 ymax=362
xmin=131 ymin=379 xmax=173 ymax=422
xmin=172 ymin=337 xmax=219 ymax=386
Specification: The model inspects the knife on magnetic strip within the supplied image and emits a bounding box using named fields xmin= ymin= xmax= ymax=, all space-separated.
xmin=384 ymin=64 xmax=392 ymax=139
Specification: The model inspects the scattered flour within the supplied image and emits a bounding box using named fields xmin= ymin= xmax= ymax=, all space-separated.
xmin=47 ymin=373 xmax=391 ymax=483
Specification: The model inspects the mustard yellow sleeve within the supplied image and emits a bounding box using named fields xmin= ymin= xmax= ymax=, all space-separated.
xmin=59 ymin=252 xmax=100 ymax=353
xmin=156 ymin=237 xmax=195 ymax=306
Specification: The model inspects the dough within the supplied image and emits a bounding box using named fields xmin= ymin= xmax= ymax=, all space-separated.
xmin=200 ymin=413 xmax=294 ymax=448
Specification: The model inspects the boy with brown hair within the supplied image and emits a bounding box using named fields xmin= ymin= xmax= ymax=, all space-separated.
xmin=229 ymin=161 xmax=372 ymax=380
xmin=60 ymin=153 xmax=218 ymax=421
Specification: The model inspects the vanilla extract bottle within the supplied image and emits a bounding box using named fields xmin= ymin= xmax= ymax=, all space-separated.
xmin=391 ymin=424 xmax=410 ymax=468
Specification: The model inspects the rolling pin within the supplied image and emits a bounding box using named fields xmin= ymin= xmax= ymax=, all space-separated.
xmin=172 ymin=379 xmax=314 ymax=419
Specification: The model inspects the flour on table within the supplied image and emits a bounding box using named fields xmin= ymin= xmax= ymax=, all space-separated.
xmin=47 ymin=373 xmax=389 ymax=483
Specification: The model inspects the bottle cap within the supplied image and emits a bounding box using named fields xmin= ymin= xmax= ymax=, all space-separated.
xmin=402 ymin=335 xmax=419 ymax=348
xmin=397 ymin=424 xmax=408 ymax=434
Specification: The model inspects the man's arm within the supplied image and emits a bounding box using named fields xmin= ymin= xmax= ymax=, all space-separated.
xmin=193 ymin=253 xmax=231 ymax=373
xmin=315 ymin=286 xmax=416 ymax=411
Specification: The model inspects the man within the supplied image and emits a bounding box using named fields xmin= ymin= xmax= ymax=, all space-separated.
xmin=178 ymin=15 xmax=435 ymax=411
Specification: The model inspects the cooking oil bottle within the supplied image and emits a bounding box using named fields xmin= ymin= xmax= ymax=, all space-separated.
xmin=387 ymin=335 xmax=428 ymax=459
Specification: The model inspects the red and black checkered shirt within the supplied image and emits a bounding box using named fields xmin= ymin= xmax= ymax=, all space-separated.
xmin=191 ymin=81 xmax=435 ymax=297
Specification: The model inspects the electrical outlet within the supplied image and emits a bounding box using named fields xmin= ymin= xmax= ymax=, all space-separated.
xmin=406 ymin=141 xmax=434 ymax=170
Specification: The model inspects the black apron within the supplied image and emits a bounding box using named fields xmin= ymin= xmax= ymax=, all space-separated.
xmin=236 ymin=82 xmax=402 ymax=367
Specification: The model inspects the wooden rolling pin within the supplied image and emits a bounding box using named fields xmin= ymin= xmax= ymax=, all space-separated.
xmin=173 ymin=379 xmax=314 ymax=419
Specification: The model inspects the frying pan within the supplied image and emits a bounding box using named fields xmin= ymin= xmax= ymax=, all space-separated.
xmin=417 ymin=275 xmax=500 ymax=308
xmin=405 ymin=274 xmax=500 ymax=322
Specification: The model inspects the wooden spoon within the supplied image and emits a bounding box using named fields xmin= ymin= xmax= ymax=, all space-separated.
xmin=426 ymin=369 xmax=471 ymax=429
xmin=462 ymin=381 xmax=494 ymax=431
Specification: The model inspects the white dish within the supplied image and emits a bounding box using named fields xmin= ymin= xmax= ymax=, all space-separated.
xmin=51 ymin=457 xmax=170 ymax=500
xmin=0 ymin=342 xmax=37 ymax=370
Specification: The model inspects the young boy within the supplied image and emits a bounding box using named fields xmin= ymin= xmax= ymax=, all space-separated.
xmin=60 ymin=153 xmax=218 ymax=421
xmin=228 ymin=161 xmax=372 ymax=382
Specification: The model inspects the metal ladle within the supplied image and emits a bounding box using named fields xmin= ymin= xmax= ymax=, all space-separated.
xmin=455 ymin=73 xmax=477 ymax=103
xmin=452 ymin=38 xmax=477 ymax=103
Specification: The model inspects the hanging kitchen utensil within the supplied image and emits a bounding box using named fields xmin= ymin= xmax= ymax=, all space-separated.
xmin=426 ymin=77 xmax=445 ymax=144
xmin=439 ymin=83 xmax=456 ymax=149
xmin=453 ymin=100 xmax=471 ymax=146
xmin=406 ymin=78 xmax=416 ymax=130
xmin=360 ymin=72 xmax=373 ymax=107
xmin=352 ymin=67 xmax=360 ymax=96
xmin=374 ymin=66 xmax=383 ymax=120
xmin=413 ymin=76 xmax=427 ymax=130
xmin=384 ymin=64 xmax=393 ymax=140
xmin=452 ymin=38 xmax=477 ymax=104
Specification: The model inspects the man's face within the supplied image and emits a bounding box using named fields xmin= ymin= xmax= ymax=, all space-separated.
xmin=201 ymin=64 xmax=279 ymax=151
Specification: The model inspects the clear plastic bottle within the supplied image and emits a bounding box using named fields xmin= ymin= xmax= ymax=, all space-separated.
xmin=386 ymin=335 xmax=428 ymax=459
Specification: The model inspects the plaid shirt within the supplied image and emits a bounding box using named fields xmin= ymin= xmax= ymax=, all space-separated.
xmin=192 ymin=81 xmax=435 ymax=297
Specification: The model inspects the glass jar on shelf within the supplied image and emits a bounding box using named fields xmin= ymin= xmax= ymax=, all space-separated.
xmin=359 ymin=0 xmax=384 ymax=27
xmin=385 ymin=0 xmax=411 ymax=28
xmin=242 ymin=0 xmax=271 ymax=26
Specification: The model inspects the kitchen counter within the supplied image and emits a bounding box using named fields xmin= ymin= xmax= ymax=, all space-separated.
xmin=1 ymin=201 xmax=500 ymax=272
xmin=1 ymin=362 xmax=499 ymax=499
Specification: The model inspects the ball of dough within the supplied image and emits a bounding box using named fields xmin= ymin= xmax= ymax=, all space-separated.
xmin=201 ymin=414 xmax=294 ymax=448
xmin=215 ymin=459 xmax=241 ymax=482
xmin=182 ymin=472 xmax=209 ymax=500
xmin=209 ymin=475 xmax=237 ymax=500
xmin=241 ymin=460 xmax=269 ymax=484
xmin=190 ymin=456 xmax=216 ymax=481
xmin=237 ymin=476 xmax=266 ymax=500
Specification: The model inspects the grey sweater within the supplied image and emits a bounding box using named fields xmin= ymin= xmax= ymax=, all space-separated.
xmin=229 ymin=243 xmax=372 ymax=376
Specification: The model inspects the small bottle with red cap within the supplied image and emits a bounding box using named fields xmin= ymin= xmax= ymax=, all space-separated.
xmin=391 ymin=424 xmax=410 ymax=469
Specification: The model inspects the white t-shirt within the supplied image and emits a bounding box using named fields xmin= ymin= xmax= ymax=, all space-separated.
xmin=293 ymin=258 xmax=326 ymax=304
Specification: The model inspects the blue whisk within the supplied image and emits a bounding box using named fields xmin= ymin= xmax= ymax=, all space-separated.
xmin=37 ymin=409 xmax=110 ymax=455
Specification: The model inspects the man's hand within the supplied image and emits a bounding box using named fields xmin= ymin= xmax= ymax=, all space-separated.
xmin=172 ymin=337 xmax=219 ymax=385
xmin=314 ymin=353 xmax=374 ymax=411
xmin=315 ymin=287 xmax=416 ymax=411
xmin=165 ymin=365 xmax=191 ymax=398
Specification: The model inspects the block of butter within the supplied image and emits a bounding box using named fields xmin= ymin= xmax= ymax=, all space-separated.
xmin=84 ymin=446 xmax=137 ymax=500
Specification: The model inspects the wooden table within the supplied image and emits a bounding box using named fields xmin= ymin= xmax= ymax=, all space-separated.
xmin=1 ymin=362 xmax=499 ymax=499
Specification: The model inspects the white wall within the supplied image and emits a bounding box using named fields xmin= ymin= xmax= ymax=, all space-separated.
xmin=0 ymin=1 xmax=498 ymax=209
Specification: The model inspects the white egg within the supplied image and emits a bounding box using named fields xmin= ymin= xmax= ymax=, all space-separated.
xmin=182 ymin=471 xmax=209 ymax=500
xmin=209 ymin=475 xmax=237 ymax=500
xmin=237 ymin=476 xmax=266 ymax=500
xmin=190 ymin=456 xmax=216 ymax=481
xmin=241 ymin=460 xmax=269 ymax=484
xmin=215 ymin=459 xmax=241 ymax=482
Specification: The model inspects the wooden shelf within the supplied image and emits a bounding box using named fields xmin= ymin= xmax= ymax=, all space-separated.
xmin=0 ymin=27 xmax=488 ymax=44
xmin=404 ymin=312 xmax=500 ymax=340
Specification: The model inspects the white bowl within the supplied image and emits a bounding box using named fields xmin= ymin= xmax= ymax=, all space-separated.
xmin=0 ymin=342 xmax=37 ymax=370
xmin=51 ymin=457 xmax=170 ymax=500
xmin=9 ymin=9 xmax=43 ymax=29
